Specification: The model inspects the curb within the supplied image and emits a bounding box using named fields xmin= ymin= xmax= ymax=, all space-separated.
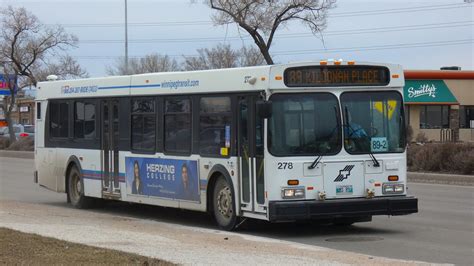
xmin=0 ymin=150 xmax=34 ymax=159
xmin=408 ymin=172 xmax=474 ymax=186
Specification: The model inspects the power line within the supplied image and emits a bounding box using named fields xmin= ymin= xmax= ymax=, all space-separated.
xmin=77 ymin=21 xmax=473 ymax=44
xmin=273 ymin=39 xmax=474 ymax=56
xmin=329 ymin=3 xmax=470 ymax=17
xmin=52 ymin=3 xmax=471 ymax=28
xmin=284 ymin=21 xmax=473 ymax=37
xmin=59 ymin=21 xmax=212 ymax=28
xmin=71 ymin=39 xmax=474 ymax=60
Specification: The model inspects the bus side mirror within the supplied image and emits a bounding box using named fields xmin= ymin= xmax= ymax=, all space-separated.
xmin=256 ymin=100 xmax=272 ymax=119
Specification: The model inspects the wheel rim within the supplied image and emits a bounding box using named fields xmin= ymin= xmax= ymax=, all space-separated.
xmin=70 ymin=172 xmax=81 ymax=202
xmin=217 ymin=186 xmax=233 ymax=219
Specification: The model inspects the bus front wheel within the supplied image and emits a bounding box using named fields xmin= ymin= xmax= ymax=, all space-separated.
xmin=67 ymin=166 xmax=94 ymax=209
xmin=213 ymin=177 xmax=237 ymax=230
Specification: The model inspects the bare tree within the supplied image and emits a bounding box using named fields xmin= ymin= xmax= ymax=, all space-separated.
xmin=0 ymin=6 xmax=79 ymax=142
xmin=183 ymin=43 xmax=237 ymax=71
xmin=238 ymin=45 xmax=266 ymax=67
xmin=107 ymin=54 xmax=179 ymax=75
xmin=183 ymin=44 xmax=265 ymax=71
xmin=204 ymin=0 xmax=336 ymax=64
xmin=33 ymin=56 xmax=88 ymax=83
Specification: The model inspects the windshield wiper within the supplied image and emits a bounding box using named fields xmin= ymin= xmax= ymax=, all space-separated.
xmin=368 ymin=151 xmax=380 ymax=167
xmin=308 ymin=146 xmax=330 ymax=169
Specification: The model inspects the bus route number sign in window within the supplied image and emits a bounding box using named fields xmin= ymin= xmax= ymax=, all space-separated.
xmin=371 ymin=137 xmax=388 ymax=152
xmin=284 ymin=66 xmax=390 ymax=87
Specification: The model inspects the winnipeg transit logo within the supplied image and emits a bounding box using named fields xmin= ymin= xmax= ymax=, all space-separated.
xmin=334 ymin=165 xmax=355 ymax=182
xmin=407 ymin=83 xmax=437 ymax=99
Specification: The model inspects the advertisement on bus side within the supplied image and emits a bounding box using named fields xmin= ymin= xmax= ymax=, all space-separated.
xmin=125 ymin=157 xmax=200 ymax=202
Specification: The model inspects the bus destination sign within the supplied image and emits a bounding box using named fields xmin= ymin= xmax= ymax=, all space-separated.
xmin=284 ymin=66 xmax=390 ymax=87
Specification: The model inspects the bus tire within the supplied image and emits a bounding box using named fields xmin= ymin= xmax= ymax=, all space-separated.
xmin=67 ymin=166 xmax=94 ymax=209
xmin=213 ymin=177 xmax=237 ymax=230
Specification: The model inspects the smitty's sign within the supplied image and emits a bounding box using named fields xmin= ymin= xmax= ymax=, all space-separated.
xmin=404 ymin=80 xmax=458 ymax=104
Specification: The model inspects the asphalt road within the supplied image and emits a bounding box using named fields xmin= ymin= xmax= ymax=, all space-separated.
xmin=1 ymin=157 xmax=473 ymax=265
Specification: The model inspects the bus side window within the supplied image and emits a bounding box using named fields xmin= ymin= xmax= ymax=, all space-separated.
xmin=74 ymin=101 xmax=96 ymax=140
xmin=50 ymin=101 xmax=69 ymax=138
xmin=199 ymin=96 xmax=231 ymax=156
xmin=164 ymin=97 xmax=191 ymax=153
xmin=131 ymin=98 xmax=156 ymax=153
xmin=36 ymin=102 xmax=41 ymax=120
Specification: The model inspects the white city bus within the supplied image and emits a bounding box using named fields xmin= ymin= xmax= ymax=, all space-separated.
xmin=34 ymin=61 xmax=418 ymax=230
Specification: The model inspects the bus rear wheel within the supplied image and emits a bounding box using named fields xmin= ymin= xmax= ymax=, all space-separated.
xmin=67 ymin=166 xmax=94 ymax=209
xmin=213 ymin=177 xmax=237 ymax=231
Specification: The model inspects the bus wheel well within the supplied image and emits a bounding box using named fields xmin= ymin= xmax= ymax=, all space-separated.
xmin=206 ymin=172 xmax=222 ymax=213
xmin=65 ymin=157 xmax=82 ymax=203
xmin=65 ymin=162 xmax=76 ymax=203
xmin=206 ymin=166 xmax=234 ymax=214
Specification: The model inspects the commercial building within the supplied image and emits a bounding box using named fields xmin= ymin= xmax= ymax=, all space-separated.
xmin=14 ymin=97 xmax=36 ymax=125
xmin=403 ymin=69 xmax=474 ymax=142
xmin=0 ymin=95 xmax=35 ymax=126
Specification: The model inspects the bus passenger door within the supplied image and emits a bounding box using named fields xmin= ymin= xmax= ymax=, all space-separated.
xmin=238 ymin=95 xmax=266 ymax=214
xmin=101 ymin=99 xmax=121 ymax=198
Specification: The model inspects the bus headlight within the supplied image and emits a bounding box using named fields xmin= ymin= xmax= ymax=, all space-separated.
xmin=382 ymin=183 xmax=404 ymax=194
xmin=394 ymin=184 xmax=404 ymax=192
xmin=281 ymin=187 xmax=305 ymax=199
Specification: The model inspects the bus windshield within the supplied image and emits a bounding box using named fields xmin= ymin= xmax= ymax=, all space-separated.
xmin=341 ymin=91 xmax=406 ymax=154
xmin=268 ymin=93 xmax=341 ymax=156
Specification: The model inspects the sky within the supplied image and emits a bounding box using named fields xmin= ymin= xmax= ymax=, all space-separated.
xmin=1 ymin=0 xmax=473 ymax=77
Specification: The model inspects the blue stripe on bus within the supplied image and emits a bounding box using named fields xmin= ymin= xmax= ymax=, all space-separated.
xmin=98 ymin=84 xmax=161 ymax=90
xmin=83 ymin=169 xmax=125 ymax=176
xmin=82 ymin=169 xmax=125 ymax=182
xmin=98 ymin=85 xmax=130 ymax=90
xmin=130 ymin=84 xmax=161 ymax=88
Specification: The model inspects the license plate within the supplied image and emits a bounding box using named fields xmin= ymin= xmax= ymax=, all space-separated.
xmin=336 ymin=185 xmax=353 ymax=194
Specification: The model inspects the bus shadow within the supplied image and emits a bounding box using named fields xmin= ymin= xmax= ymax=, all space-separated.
xmin=239 ymin=219 xmax=401 ymax=239
xmin=82 ymin=200 xmax=402 ymax=239
xmin=92 ymin=201 xmax=216 ymax=229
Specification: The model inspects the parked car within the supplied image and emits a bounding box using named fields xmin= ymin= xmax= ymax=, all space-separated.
xmin=0 ymin=124 xmax=35 ymax=139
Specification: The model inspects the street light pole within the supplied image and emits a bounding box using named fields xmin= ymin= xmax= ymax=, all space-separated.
xmin=125 ymin=0 xmax=129 ymax=74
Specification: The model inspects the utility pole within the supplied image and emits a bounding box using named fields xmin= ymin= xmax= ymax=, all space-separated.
xmin=125 ymin=0 xmax=129 ymax=74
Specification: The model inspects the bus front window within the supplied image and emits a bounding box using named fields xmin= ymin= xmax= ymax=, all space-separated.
xmin=341 ymin=91 xmax=406 ymax=154
xmin=268 ymin=93 xmax=341 ymax=156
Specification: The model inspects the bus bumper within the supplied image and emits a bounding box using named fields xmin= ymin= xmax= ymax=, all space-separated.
xmin=268 ymin=196 xmax=418 ymax=222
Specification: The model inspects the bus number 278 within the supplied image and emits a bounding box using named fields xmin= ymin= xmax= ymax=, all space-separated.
xmin=277 ymin=162 xmax=293 ymax=170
